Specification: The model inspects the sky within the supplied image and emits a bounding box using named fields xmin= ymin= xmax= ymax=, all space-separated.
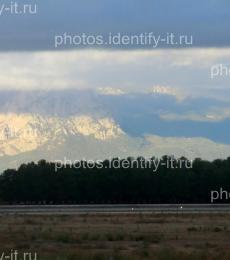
xmin=0 ymin=0 xmax=230 ymax=51
xmin=0 ymin=1 xmax=229 ymax=107
xmin=0 ymin=49 xmax=230 ymax=101
xmin=0 ymin=0 xmax=230 ymax=162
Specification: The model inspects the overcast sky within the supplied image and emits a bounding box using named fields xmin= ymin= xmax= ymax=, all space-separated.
xmin=0 ymin=0 xmax=229 ymax=100
xmin=0 ymin=0 xmax=229 ymax=147
xmin=0 ymin=0 xmax=230 ymax=51
xmin=0 ymin=48 xmax=229 ymax=100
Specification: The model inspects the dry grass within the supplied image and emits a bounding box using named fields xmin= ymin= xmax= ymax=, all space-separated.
xmin=0 ymin=213 xmax=230 ymax=259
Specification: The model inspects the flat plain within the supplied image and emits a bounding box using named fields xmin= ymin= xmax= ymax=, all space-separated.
xmin=0 ymin=213 xmax=230 ymax=260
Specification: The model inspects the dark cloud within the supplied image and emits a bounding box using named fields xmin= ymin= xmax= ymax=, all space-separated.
xmin=0 ymin=0 xmax=229 ymax=51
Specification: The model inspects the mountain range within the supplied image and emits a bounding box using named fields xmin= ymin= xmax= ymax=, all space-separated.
xmin=0 ymin=88 xmax=229 ymax=171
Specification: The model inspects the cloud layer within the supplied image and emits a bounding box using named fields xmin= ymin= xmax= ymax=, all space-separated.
xmin=0 ymin=0 xmax=230 ymax=51
xmin=0 ymin=48 xmax=230 ymax=100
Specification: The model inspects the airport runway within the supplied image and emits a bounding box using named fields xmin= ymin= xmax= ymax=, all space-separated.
xmin=0 ymin=204 xmax=230 ymax=215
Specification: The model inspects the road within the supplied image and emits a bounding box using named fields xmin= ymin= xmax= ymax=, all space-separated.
xmin=0 ymin=204 xmax=230 ymax=215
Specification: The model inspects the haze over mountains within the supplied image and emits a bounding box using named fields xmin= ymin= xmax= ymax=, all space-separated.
xmin=0 ymin=0 xmax=229 ymax=173
xmin=0 ymin=88 xmax=229 ymax=171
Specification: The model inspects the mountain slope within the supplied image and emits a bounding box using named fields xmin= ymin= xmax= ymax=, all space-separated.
xmin=0 ymin=113 xmax=124 ymax=156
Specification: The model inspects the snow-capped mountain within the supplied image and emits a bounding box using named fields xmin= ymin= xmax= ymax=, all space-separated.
xmin=0 ymin=89 xmax=229 ymax=171
xmin=150 ymin=86 xmax=185 ymax=100
xmin=0 ymin=113 xmax=124 ymax=156
xmin=97 ymin=87 xmax=125 ymax=96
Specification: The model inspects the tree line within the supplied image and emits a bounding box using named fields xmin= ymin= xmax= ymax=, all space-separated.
xmin=0 ymin=156 xmax=230 ymax=204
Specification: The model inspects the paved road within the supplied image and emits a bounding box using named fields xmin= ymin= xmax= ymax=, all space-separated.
xmin=0 ymin=204 xmax=230 ymax=215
